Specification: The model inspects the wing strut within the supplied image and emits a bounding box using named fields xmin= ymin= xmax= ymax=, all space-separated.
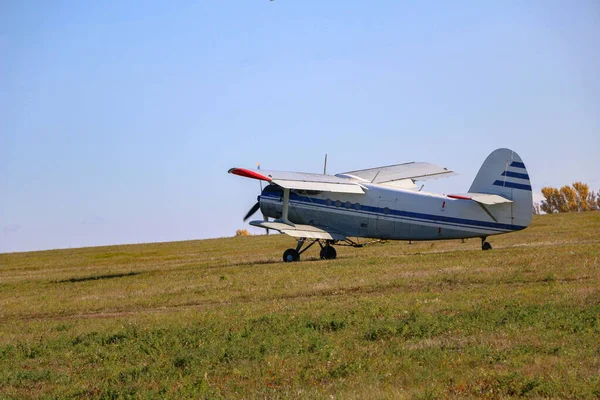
xmin=278 ymin=188 xmax=295 ymax=227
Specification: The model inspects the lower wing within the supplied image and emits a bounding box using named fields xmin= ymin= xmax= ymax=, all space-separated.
xmin=249 ymin=220 xmax=347 ymax=241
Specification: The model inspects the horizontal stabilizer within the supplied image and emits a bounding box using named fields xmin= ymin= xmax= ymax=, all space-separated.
xmin=448 ymin=193 xmax=513 ymax=205
xmin=249 ymin=220 xmax=347 ymax=241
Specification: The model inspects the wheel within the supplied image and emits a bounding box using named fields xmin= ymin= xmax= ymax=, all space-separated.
xmin=283 ymin=248 xmax=300 ymax=262
xmin=320 ymin=245 xmax=337 ymax=260
xmin=482 ymin=242 xmax=492 ymax=251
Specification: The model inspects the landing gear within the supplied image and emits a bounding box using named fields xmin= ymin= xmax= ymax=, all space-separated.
xmin=282 ymin=238 xmax=314 ymax=262
xmin=283 ymin=248 xmax=300 ymax=262
xmin=282 ymin=238 xmax=339 ymax=262
xmin=320 ymin=245 xmax=337 ymax=260
xmin=481 ymin=237 xmax=492 ymax=251
xmin=280 ymin=237 xmax=376 ymax=262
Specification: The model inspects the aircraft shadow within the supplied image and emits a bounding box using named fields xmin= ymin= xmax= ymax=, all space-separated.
xmin=230 ymin=257 xmax=322 ymax=267
xmin=56 ymin=271 xmax=141 ymax=283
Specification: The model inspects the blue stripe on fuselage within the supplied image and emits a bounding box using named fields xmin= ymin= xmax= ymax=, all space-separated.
xmin=510 ymin=161 xmax=526 ymax=169
xmin=261 ymin=192 xmax=525 ymax=232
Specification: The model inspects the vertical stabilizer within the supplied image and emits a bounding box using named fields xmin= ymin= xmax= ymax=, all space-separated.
xmin=469 ymin=148 xmax=533 ymax=229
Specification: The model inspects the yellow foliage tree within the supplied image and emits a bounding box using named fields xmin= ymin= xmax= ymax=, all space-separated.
xmin=559 ymin=185 xmax=579 ymax=212
xmin=541 ymin=182 xmax=599 ymax=213
xmin=235 ymin=229 xmax=250 ymax=237
xmin=540 ymin=187 xmax=564 ymax=213
xmin=571 ymin=182 xmax=594 ymax=211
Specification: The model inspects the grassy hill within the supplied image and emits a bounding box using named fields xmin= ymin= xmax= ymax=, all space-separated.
xmin=1 ymin=212 xmax=599 ymax=399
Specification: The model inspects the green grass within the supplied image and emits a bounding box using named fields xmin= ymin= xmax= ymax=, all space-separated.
xmin=1 ymin=212 xmax=599 ymax=399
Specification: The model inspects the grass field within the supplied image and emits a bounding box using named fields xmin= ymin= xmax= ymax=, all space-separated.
xmin=1 ymin=212 xmax=599 ymax=399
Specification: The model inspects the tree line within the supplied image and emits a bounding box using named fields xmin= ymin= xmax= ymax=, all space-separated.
xmin=535 ymin=182 xmax=600 ymax=214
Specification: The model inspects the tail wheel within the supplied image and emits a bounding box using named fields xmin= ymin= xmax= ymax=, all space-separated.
xmin=320 ymin=245 xmax=337 ymax=260
xmin=482 ymin=242 xmax=492 ymax=251
xmin=283 ymin=248 xmax=300 ymax=262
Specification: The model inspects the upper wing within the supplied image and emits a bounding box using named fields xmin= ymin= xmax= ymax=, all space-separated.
xmin=228 ymin=168 xmax=365 ymax=194
xmin=249 ymin=220 xmax=347 ymax=241
xmin=229 ymin=161 xmax=454 ymax=193
xmin=339 ymin=162 xmax=456 ymax=186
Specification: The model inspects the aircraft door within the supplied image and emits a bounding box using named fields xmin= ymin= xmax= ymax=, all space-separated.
xmin=375 ymin=199 xmax=396 ymax=239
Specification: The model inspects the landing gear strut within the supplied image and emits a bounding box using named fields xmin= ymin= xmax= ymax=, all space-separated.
xmin=282 ymin=238 xmax=339 ymax=262
xmin=281 ymin=237 xmax=379 ymax=262
xmin=481 ymin=237 xmax=492 ymax=251
xmin=283 ymin=238 xmax=317 ymax=262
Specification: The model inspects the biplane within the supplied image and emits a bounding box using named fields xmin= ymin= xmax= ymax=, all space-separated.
xmin=229 ymin=148 xmax=532 ymax=262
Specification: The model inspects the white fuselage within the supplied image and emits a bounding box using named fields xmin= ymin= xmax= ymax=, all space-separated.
xmin=260 ymin=183 xmax=523 ymax=241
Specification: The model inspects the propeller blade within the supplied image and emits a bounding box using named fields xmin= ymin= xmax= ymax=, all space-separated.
xmin=243 ymin=202 xmax=260 ymax=222
xmin=264 ymin=214 xmax=269 ymax=235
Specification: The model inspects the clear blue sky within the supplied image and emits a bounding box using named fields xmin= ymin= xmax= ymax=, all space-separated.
xmin=1 ymin=1 xmax=599 ymax=252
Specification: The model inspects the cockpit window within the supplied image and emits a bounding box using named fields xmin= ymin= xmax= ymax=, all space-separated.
xmin=262 ymin=185 xmax=283 ymax=196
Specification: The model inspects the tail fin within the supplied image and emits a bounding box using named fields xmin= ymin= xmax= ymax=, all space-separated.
xmin=469 ymin=148 xmax=533 ymax=228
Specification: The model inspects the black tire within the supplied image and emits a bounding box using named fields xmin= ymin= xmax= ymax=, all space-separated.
xmin=320 ymin=245 xmax=337 ymax=260
xmin=482 ymin=242 xmax=492 ymax=251
xmin=283 ymin=248 xmax=300 ymax=262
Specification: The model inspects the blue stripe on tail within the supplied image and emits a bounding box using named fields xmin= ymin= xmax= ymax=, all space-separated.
xmin=501 ymin=171 xmax=530 ymax=180
xmin=493 ymin=180 xmax=531 ymax=191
